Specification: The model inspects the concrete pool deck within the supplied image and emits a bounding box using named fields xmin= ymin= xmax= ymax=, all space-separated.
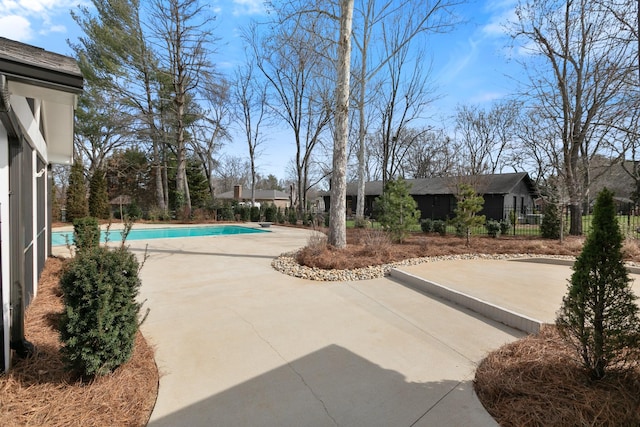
xmin=52 ymin=224 xmax=612 ymax=426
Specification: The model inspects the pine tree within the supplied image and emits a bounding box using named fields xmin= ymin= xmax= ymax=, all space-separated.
xmin=557 ymin=188 xmax=640 ymax=380
xmin=375 ymin=178 xmax=420 ymax=243
xmin=66 ymin=161 xmax=89 ymax=222
xmin=453 ymin=184 xmax=485 ymax=246
xmin=88 ymin=169 xmax=110 ymax=219
xmin=541 ymin=201 xmax=562 ymax=239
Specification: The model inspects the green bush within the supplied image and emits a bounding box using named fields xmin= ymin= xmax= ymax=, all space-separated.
xmin=420 ymin=218 xmax=433 ymax=233
xmin=276 ymin=207 xmax=286 ymax=224
xmin=219 ymin=204 xmax=234 ymax=221
xmin=73 ymin=217 xmax=100 ymax=252
xmin=433 ymin=220 xmax=447 ymax=236
xmin=374 ymin=178 xmax=420 ymax=243
xmin=500 ymin=219 xmax=511 ymax=236
xmin=250 ymin=206 xmax=261 ymax=222
xmin=354 ymin=217 xmax=369 ymax=229
xmin=59 ymin=246 xmax=141 ymax=377
xmin=264 ymin=204 xmax=277 ymax=222
xmin=486 ymin=220 xmax=501 ymax=238
xmin=127 ymin=201 xmax=142 ymax=220
xmin=541 ymin=202 xmax=562 ymax=239
xmin=287 ymin=208 xmax=298 ymax=225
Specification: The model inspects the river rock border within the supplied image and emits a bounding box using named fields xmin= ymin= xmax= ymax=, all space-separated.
xmin=271 ymin=252 xmax=578 ymax=282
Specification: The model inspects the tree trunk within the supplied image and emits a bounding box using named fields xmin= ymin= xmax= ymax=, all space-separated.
xmin=569 ymin=203 xmax=582 ymax=235
xmin=328 ymin=0 xmax=354 ymax=249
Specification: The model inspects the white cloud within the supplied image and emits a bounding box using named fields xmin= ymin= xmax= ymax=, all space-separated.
xmin=481 ymin=5 xmax=517 ymax=38
xmin=0 ymin=0 xmax=80 ymax=40
xmin=0 ymin=15 xmax=32 ymax=41
xmin=232 ymin=0 xmax=264 ymax=16
xmin=469 ymin=91 xmax=505 ymax=103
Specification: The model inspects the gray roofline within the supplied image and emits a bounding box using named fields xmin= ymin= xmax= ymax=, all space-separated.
xmin=0 ymin=38 xmax=83 ymax=93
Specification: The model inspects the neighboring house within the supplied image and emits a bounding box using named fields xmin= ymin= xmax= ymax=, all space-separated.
xmin=322 ymin=172 xmax=539 ymax=221
xmin=216 ymin=185 xmax=291 ymax=209
xmin=0 ymin=37 xmax=83 ymax=372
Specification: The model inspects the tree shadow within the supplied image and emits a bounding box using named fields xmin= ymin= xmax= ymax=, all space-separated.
xmin=149 ymin=344 xmax=496 ymax=427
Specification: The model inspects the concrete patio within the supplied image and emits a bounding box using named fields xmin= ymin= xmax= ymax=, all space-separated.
xmin=57 ymin=224 xmax=632 ymax=426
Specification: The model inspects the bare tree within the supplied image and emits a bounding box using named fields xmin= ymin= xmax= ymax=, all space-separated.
xmin=402 ymin=129 xmax=458 ymax=178
xmin=328 ymin=0 xmax=354 ymax=248
xmin=351 ymin=0 xmax=461 ymax=220
xmin=234 ymin=62 xmax=268 ymax=205
xmin=512 ymin=0 xmax=637 ymax=234
xmin=247 ymin=13 xmax=333 ymax=217
xmin=376 ymin=43 xmax=435 ymax=185
xmin=453 ymin=100 xmax=521 ymax=175
xmin=192 ymin=77 xmax=231 ymax=200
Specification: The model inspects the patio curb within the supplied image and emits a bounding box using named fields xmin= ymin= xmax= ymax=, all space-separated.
xmin=389 ymin=268 xmax=544 ymax=334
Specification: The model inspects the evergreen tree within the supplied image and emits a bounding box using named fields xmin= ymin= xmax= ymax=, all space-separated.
xmin=375 ymin=178 xmax=420 ymax=243
xmin=541 ymin=200 xmax=562 ymax=239
xmin=557 ymin=188 xmax=640 ymax=380
xmin=66 ymin=161 xmax=89 ymax=222
xmin=88 ymin=169 xmax=110 ymax=219
xmin=452 ymin=184 xmax=485 ymax=246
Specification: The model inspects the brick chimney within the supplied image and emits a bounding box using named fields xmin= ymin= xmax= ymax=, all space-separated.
xmin=234 ymin=185 xmax=242 ymax=200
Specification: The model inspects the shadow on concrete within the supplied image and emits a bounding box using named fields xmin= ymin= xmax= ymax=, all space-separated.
xmin=148 ymin=345 xmax=494 ymax=427
xmin=126 ymin=246 xmax=277 ymax=260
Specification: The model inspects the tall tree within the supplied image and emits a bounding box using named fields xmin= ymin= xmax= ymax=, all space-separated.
xmin=66 ymin=161 xmax=89 ymax=222
xmin=71 ymin=0 xmax=168 ymax=212
xmin=248 ymin=12 xmax=333 ymax=217
xmin=328 ymin=0 xmax=354 ymax=248
xmin=234 ymin=62 xmax=267 ymax=205
xmin=88 ymin=169 xmax=110 ymax=219
xmin=150 ymin=0 xmax=217 ymax=219
xmin=511 ymin=0 xmax=637 ymax=235
xmin=351 ymin=0 xmax=461 ymax=220
xmin=454 ymin=100 xmax=520 ymax=175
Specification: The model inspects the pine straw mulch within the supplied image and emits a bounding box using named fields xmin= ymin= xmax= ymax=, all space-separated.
xmin=297 ymin=228 xmax=596 ymax=270
xmin=475 ymin=326 xmax=640 ymax=426
xmin=0 ymin=257 xmax=158 ymax=427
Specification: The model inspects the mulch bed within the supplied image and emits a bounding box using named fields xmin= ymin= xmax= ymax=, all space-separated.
xmin=0 ymin=257 xmax=158 ymax=427
xmin=474 ymin=326 xmax=640 ymax=426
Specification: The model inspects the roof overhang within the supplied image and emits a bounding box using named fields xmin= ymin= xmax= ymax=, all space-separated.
xmin=6 ymin=79 xmax=78 ymax=164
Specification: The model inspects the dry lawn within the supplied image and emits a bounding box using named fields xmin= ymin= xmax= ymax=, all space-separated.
xmin=0 ymin=257 xmax=158 ymax=427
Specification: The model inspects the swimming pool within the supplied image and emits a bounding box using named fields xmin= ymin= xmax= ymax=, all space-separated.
xmin=51 ymin=225 xmax=269 ymax=247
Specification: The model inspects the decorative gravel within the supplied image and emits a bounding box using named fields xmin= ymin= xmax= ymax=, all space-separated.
xmin=271 ymin=252 xmax=578 ymax=282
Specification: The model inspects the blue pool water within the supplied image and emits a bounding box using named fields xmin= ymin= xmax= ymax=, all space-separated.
xmin=51 ymin=225 xmax=268 ymax=246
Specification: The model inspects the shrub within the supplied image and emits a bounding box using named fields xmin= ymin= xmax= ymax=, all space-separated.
xmin=72 ymin=217 xmax=100 ymax=252
xmin=287 ymin=208 xmax=298 ymax=225
xmin=486 ymin=220 xmax=501 ymax=238
xmin=499 ymin=219 xmax=511 ymax=236
xmin=127 ymin=201 xmax=142 ymax=220
xmin=452 ymin=184 xmax=485 ymax=246
xmin=250 ymin=206 xmax=261 ymax=222
xmin=354 ymin=217 xmax=369 ymax=229
xmin=276 ymin=208 xmax=286 ymax=224
xmin=88 ymin=169 xmax=110 ymax=220
xmin=59 ymin=246 xmax=142 ymax=377
xmin=433 ymin=220 xmax=447 ymax=236
xmin=420 ymin=218 xmax=433 ymax=233
xmin=264 ymin=204 xmax=277 ymax=223
xmin=374 ymin=178 xmax=420 ymax=243
xmin=541 ymin=202 xmax=562 ymax=239
xmin=219 ymin=204 xmax=234 ymax=221
xmin=556 ymin=188 xmax=640 ymax=380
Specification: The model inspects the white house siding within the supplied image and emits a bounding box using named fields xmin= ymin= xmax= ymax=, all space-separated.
xmin=1 ymin=119 xmax=10 ymax=371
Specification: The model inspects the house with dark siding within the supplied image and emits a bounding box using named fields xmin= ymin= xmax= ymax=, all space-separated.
xmin=0 ymin=37 xmax=82 ymax=371
xmin=323 ymin=172 xmax=539 ymax=221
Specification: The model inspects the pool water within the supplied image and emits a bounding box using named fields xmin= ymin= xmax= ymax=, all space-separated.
xmin=51 ymin=225 xmax=269 ymax=247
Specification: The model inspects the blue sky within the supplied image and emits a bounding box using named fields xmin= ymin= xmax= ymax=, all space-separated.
xmin=0 ymin=0 xmax=521 ymax=179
